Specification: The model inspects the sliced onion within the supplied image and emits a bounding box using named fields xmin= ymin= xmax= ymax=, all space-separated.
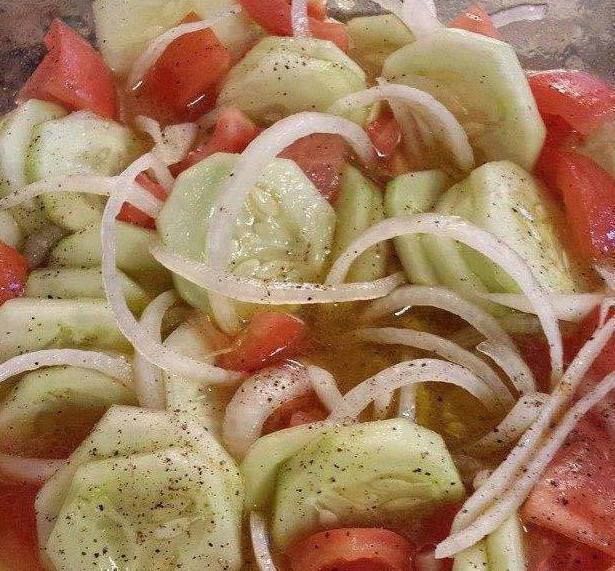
xmin=478 ymin=292 xmax=604 ymax=323
xmin=135 ymin=115 xmax=198 ymax=167
xmin=598 ymin=296 xmax=615 ymax=328
xmin=356 ymin=327 xmax=514 ymax=407
xmin=490 ymin=3 xmax=548 ymax=28
xmin=329 ymin=83 xmax=473 ymax=171
xmin=22 ymin=224 xmax=66 ymax=269
xmin=472 ymin=469 xmax=493 ymax=490
xmin=100 ymin=154 xmax=242 ymax=384
xmin=364 ymin=285 xmax=517 ymax=350
xmin=328 ymin=359 xmax=500 ymax=421
xmin=127 ymin=5 xmax=242 ymax=89
xmin=0 ymin=349 xmax=132 ymax=386
xmin=594 ymin=263 xmax=615 ymax=291
xmin=437 ymin=371 xmax=615 ymax=559
xmin=305 ymin=365 xmax=344 ymax=411
xmin=291 ymin=0 xmax=310 ymax=37
xmin=328 ymin=214 xmax=563 ymax=379
xmin=0 ymin=454 xmax=65 ymax=485
xmin=133 ymin=291 xmax=176 ymax=410
xmin=250 ymin=512 xmax=277 ymax=571
xmin=373 ymin=391 xmax=394 ymax=420
xmin=150 ymin=242 xmax=406 ymax=304
xmin=399 ymin=0 xmax=444 ymax=38
xmin=222 ymin=363 xmax=311 ymax=457
xmin=476 ymin=341 xmax=536 ymax=395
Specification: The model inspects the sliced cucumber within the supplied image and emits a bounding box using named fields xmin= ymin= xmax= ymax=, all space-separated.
xmin=453 ymin=541 xmax=489 ymax=570
xmin=383 ymin=28 xmax=546 ymax=170
xmin=272 ymin=418 xmax=464 ymax=548
xmin=157 ymin=153 xmax=336 ymax=311
xmin=0 ymin=210 xmax=22 ymax=248
xmin=486 ymin=513 xmax=526 ymax=571
xmin=218 ymin=37 xmax=367 ymax=125
xmin=385 ymin=170 xmax=450 ymax=285
xmin=581 ymin=119 xmax=615 ymax=178
xmin=25 ymin=267 xmax=151 ymax=314
xmin=333 ymin=165 xmax=389 ymax=282
xmin=0 ymin=298 xmax=130 ymax=361
xmin=0 ymin=366 xmax=136 ymax=441
xmin=348 ymin=14 xmax=414 ymax=78
xmin=8 ymin=202 xmax=49 ymax=236
xmin=27 ymin=111 xmax=144 ymax=231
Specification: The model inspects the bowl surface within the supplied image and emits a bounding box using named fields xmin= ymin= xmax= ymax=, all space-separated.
xmin=0 ymin=0 xmax=612 ymax=113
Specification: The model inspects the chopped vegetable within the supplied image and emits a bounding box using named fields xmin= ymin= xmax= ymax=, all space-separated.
xmin=449 ymin=4 xmax=502 ymax=39
xmin=367 ymin=107 xmax=402 ymax=159
xmin=117 ymin=173 xmax=167 ymax=229
xmin=0 ymin=241 xmax=28 ymax=305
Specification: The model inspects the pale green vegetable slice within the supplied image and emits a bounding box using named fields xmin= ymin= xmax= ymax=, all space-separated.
xmin=453 ymin=541 xmax=489 ymax=570
xmin=0 ymin=210 xmax=22 ymax=248
xmin=333 ymin=165 xmax=389 ymax=282
xmin=272 ymin=418 xmax=464 ymax=548
xmin=486 ymin=513 xmax=527 ymax=571
xmin=157 ymin=153 xmax=336 ymax=311
xmin=383 ymin=28 xmax=545 ymax=170
xmin=385 ymin=170 xmax=450 ymax=285
xmin=218 ymin=37 xmax=367 ymax=124
xmin=581 ymin=118 xmax=615 ymax=178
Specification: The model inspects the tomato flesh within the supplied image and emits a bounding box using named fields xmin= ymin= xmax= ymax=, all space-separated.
xmin=367 ymin=108 xmax=402 ymax=159
xmin=117 ymin=173 xmax=167 ymax=229
xmin=449 ymin=4 xmax=502 ymax=39
xmin=0 ymin=242 xmax=28 ymax=305
xmin=263 ymin=393 xmax=328 ymax=434
xmin=18 ymin=19 xmax=118 ymax=120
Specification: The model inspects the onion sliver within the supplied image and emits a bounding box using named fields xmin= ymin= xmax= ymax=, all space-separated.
xmin=100 ymin=154 xmax=242 ymax=384
xmin=476 ymin=341 xmax=536 ymax=395
xmin=127 ymin=5 xmax=242 ymax=89
xmin=150 ymin=242 xmax=406 ymax=304
xmin=305 ymin=365 xmax=344 ymax=411
xmin=250 ymin=512 xmax=277 ymax=571
xmin=399 ymin=0 xmax=443 ymax=38
xmin=328 ymin=358 xmax=500 ymax=421
xmin=437 ymin=371 xmax=615 ymax=559
xmin=0 ymin=349 xmax=132 ymax=386
xmin=222 ymin=363 xmax=311 ymax=458
xmin=135 ymin=115 xmax=198 ymax=167
xmin=356 ymin=327 xmax=514 ymax=408
xmin=291 ymin=0 xmax=310 ymax=37
xmin=327 ymin=214 xmax=563 ymax=379
xmin=491 ymin=3 xmax=548 ymax=28
xmin=479 ymin=292 xmax=604 ymax=323
xmin=133 ymin=291 xmax=176 ymax=409
xmin=364 ymin=285 xmax=517 ymax=350
xmin=0 ymin=454 xmax=65 ymax=485
xmin=329 ymin=83 xmax=473 ymax=171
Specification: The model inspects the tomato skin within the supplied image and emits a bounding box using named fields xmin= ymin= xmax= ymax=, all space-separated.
xmin=280 ymin=133 xmax=349 ymax=202
xmin=238 ymin=0 xmax=349 ymax=51
xmin=449 ymin=4 xmax=502 ymax=39
xmin=287 ymin=528 xmax=414 ymax=571
xmin=367 ymin=108 xmax=402 ymax=159
xmin=137 ymin=13 xmax=231 ymax=123
xmin=262 ymin=393 xmax=328 ymax=434
xmin=216 ymin=312 xmax=306 ymax=372
xmin=0 ymin=242 xmax=28 ymax=305
xmin=172 ymin=107 xmax=260 ymax=175
xmin=18 ymin=19 xmax=118 ymax=120
xmin=117 ymin=173 xmax=167 ymax=228
xmin=528 ymin=71 xmax=615 ymax=136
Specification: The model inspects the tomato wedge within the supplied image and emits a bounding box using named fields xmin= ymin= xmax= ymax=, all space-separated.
xmin=280 ymin=133 xmax=349 ymax=202
xmin=18 ymin=19 xmax=118 ymax=120
xmin=116 ymin=173 xmax=167 ymax=229
xmin=172 ymin=107 xmax=260 ymax=175
xmin=137 ymin=13 xmax=231 ymax=123
xmin=449 ymin=4 xmax=502 ymax=39
xmin=263 ymin=393 xmax=328 ymax=434
xmin=287 ymin=528 xmax=414 ymax=571
xmin=528 ymin=71 xmax=615 ymax=136
xmin=216 ymin=312 xmax=306 ymax=372
xmin=367 ymin=107 xmax=402 ymax=159
xmin=0 ymin=242 xmax=28 ymax=305
xmin=238 ymin=0 xmax=349 ymax=51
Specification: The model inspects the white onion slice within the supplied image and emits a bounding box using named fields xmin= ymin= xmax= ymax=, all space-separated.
xmin=490 ymin=3 xmax=548 ymax=28
xmin=373 ymin=391 xmax=394 ymax=419
xmin=364 ymin=285 xmax=517 ymax=350
xmin=127 ymin=5 xmax=242 ymax=89
xmin=399 ymin=0 xmax=444 ymax=38
xmin=150 ymin=242 xmax=406 ymax=304
xmin=437 ymin=371 xmax=615 ymax=559
xmin=222 ymin=363 xmax=311 ymax=457
xmin=598 ymin=296 xmax=615 ymax=328
xmin=100 ymin=154 xmax=242 ymax=384
xmin=329 ymin=83 xmax=473 ymax=171
xmin=476 ymin=341 xmax=536 ymax=395
xmin=250 ymin=512 xmax=277 ymax=571
xmin=0 ymin=454 xmax=65 ymax=485
xmin=594 ymin=263 xmax=615 ymax=291
xmin=305 ymin=365 xmax=344 ymax=411
xmin=135 ymin=115 xmax=198 ymax=167
xmin=133 ymin=291 xmax=176 ymax=409
xmin=472 ymin=469 xmax=493 ymax=490
xmin=327 ymin=214 xmax=563 ymax=379
xmin=356 ymin=327 xmax=514 ymax=407
xmin=328 ymin=359 xmax=500 ymax=421
xmin=479 ymin=292 xmax=604 ymax=323
xmin=22 ymin=224 xmax=65 ymax=269
xmin=291 ymin=0 xmax=310 ymax=37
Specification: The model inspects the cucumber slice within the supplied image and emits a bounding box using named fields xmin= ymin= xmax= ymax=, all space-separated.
xmin=8 ymin=202 xmax=49 ymax=236
xmin=27 ymin=111 xmax=144 ymax=231
xmin=581 ymin=119 xmax=615 ymax=178
xmin=383 ymin=29 xmax=546 ymax=170
xmin=218 ymin=37 xmax=367 ymax=125
xmin=25 ymin=267 xmax=151 ymax=314
xmin=0 ymin=99 xmax=66 ymax=197
xmin=333 ymin=166 xmax=389 ymax=282
xmin=272 ymin=418 xmax=464 ymax=548
xmin=385 ymin=170 xmax=450 ymax=285
xmin=157 ymin=153 xmax=335 ymax=311
xmin=0 ymin=298 xmax=130 ymax=361
xmin=486 ymin=514 xmax=526 ymax=571
xmin=0 ymin=366 xmax=136 ymax=442
xmin=0 ymin=210 xmax=22 ymax=248
xmin=453 ymin=541 xmax=489 ymax=570
xmin=347 ymin=14 xmax=414 ymax=78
